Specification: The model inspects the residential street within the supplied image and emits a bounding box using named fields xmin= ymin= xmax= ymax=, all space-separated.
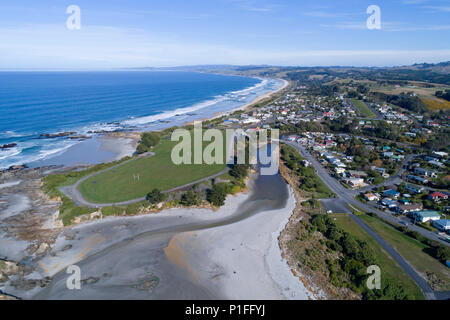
xmin=283 ymin=140 xmax=450 ymax=300
xmin=284 ymin=140 xmax=449 ymax=246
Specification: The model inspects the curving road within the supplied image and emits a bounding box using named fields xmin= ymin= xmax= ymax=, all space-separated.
xmin=59 ymin=152 xmax=230 ymax=208
xmin=283 ymin=140 xmax=450 ymax=300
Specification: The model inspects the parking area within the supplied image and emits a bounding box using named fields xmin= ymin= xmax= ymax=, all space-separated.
xmin=320 ymin=198 xmax=351 ymax=214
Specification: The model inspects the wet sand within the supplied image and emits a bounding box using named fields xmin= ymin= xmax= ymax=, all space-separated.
xmin=20 ymin=171 xmax=314 ymax=300
xmin=29 ymin=135 xmax=137 ymax=168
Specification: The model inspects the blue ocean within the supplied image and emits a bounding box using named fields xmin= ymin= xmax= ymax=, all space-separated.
xmin=0 ymin=71 xmax=283 ymax=169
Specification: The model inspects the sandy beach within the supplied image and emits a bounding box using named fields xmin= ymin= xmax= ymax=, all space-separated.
xmin=206 ymin=78 xmax=290 ymax=122
xmin=170 ymin=186 xmax=314 ymax=300
xmin=0 ymin=171 xmax=315 ymax=300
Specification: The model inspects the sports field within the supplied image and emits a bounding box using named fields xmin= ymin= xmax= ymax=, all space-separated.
xmin=78 ymin=138 xmax=227 ymax=203
xmin=351 ymin=98 xmax=376 ymax=118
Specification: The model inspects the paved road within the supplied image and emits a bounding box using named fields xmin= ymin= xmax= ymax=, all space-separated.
xmin=59 ymin=152 xmax=230 ymax=208
xmin=283 ymin=140 xmax=450 ymax=300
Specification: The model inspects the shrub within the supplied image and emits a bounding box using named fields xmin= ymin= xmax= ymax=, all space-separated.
xmin=180 ymin=190 xmax=202 ymax=206
xmin=207 ymin=183 xmax=228 ymax=207
xmin=146 ymin=188 xmax=166 ymax=204
xmin=137 ymin=132 xmax=160 ymax=154
xmin=125 ymin=203 xmax=142 ymax=215
xmin=229 ymin=164 xmax=250 ymax=180
xmin=102 ymin=206 xmax=124 ymax=216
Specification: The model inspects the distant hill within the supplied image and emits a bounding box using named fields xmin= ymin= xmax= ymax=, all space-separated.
xmin=131 ymin=61 xmax=450 ymax=85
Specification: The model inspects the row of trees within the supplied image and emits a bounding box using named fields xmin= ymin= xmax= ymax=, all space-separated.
xmin=145 ymin=164 xmax=250 ymax=208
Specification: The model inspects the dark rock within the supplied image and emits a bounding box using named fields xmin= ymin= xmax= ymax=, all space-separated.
xmin=68 ymin=135 xmax=91 ymax=140
xmin=7 ymin=164 xmax=28 ymax=171
xmin=0 ymin=143 xmax=17 ymax=150
xmin=40 ymin=132 xmax=76 ymax=138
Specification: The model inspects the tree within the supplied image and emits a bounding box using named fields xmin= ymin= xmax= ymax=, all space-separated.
xmin=207 ymin=183 xmax=228 ymax=207
xmin=229 ymin=164 xmax=249 ymax=180
xmin=434 ymin=246 xmax=450 ymax=262
xmin=137 ymin=132 xmax=160 ymax=154
xmin=180 ymin=189 xmax=202 ymax=206
xmin=146 ymin=188 xmax=166 ymax=204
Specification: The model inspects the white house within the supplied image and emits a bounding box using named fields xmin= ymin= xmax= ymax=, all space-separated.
xmin=411 ymin=210 xmax=441 ymax=223
xmin=432 ymin=219 xmax=450 ymax=231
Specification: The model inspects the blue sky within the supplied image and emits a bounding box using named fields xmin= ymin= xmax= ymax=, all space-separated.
xmin=0 ymin=0 xmax=449 ymax=69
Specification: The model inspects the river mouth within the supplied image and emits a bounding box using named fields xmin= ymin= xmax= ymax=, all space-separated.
xmin=32 ymin=159 xmax=289 ymax=299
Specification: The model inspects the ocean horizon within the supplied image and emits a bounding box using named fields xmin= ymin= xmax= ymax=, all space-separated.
xmin=0 ymin=71 xmax=283 ymax=169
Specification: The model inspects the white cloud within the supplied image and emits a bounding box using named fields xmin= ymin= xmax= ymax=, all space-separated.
xmin=0 ymin=24 xmax=449 ymax=69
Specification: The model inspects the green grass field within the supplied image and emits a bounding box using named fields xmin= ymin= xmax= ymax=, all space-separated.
xmin=351 ymin=98 xmax=376 ymax=118
xmin=334 ymin=216 xmax=424 ymax=299
xmin=78 ymin=138 xmax=227 ymax=203
xmin=359 ymin=214 xmax=450 ymax=291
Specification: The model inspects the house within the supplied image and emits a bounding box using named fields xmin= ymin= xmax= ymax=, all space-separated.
xmin=392 ymin=155 xmax=405 ymax=161
xmin=348 ymin=170 xmax=368 ymax=178
xmin=414 ymin=167 xmax=438 ymax=178
xmin=428 ymin=191 xmax=449 ymax=202
xmin=410 ymin=210 xmax=441 ymax=223
xmin=381 ymin=198 xmax=398 ymax=209
xmin=407 ymin=175 xmax=428 ymax=184
xmin=325 ymin=140 xmax=337 ymax=148
xmin=432 ymin=151 xmax=448 ymax=159
xmin=242 ymin=117 xmax=260 ymax=124
xmin=432 ymin=219 xmax=450 ymax=232
xmin=286 ymin=136 xmax=296 ymax=141
xmin=395 ymin=203 xmax=423 ymax=214
xmin=428 ymin=160 xmax=444 ymax=168
xmin=382 ymin=189 xmax=400 ymax=199
xmin=398 ymin=198 xmax=411 ymax=205
xmin=372 ymin=166 xmax=390 ymax=178
xmin=405 ymin=184 xmax=424 ymax=194
xmin=345 ymin=178 xmax=365 ymax=187
xmin=364 ymin=193 xmax=380 ymax=201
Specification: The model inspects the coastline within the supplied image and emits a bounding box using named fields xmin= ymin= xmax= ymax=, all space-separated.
xmin=200 ymin=78 xmax=290 ymax=123
xmin=9 ymin=76 xmax=286 ymax=170
xmin=6 ymin=173 xmax=314 ymax=300
xmin=0 ymin=75 xmax=310 ymax=300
